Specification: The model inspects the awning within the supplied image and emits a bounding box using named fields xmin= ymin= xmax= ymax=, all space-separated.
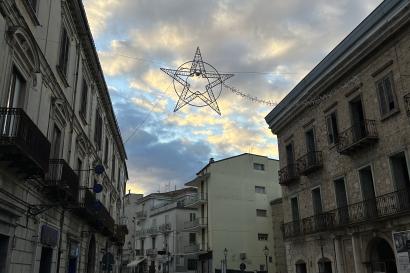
xmin=127 ymin=257 xmax=146 ymax=268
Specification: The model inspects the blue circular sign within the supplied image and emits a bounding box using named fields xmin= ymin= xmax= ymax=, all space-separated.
xmin=93 ymin=183 xmax=103 ymax=193
xmin=94 ymin=164 xmax=105 ymax=175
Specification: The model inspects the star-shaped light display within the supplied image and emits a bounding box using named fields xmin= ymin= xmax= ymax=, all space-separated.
xmin=161 ymin=47 xmax=234 ymax=115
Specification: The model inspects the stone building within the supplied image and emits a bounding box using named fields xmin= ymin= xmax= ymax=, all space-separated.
xmin=265 ymin=0 xmax=410 ymax=273
xmin=185 ymin=153 xmax=282 ymax=273
xmin=270 ymin=198 xmax=286 ymax=273
xmin=124 ymin=188 xmax=199 ymax=273
xmin=0 ymin=0 xmax=128 ymax=272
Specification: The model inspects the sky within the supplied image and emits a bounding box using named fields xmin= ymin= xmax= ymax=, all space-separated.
xmin=82 ymin=0 xmax=383 ymax=195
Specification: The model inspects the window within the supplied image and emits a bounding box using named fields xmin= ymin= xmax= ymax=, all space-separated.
xmin=79 ymin=79 xmax=88 ymax=119
xmin=7 ymin=68 xmax=26 ymax=108
xmin=0 ymin=235 xmax=9 ymax=273
xmin=189 ymin=233 xmax=196 ymax=245
xmin=291 ymin=197 xmax=299 ymax=221
xmin=152 ymin=237 xmax=156 ymax=249
xmin=255 ymin=186 xmax=266 ymax=194
xmin=258 ymin=233 xmax=268 ymax=241
xmin=104 ymin=138 xmax=109 ymax=165
xmin=253 ymin=163 xmax=265 ymax=170
xmin=50 ymin=125 xmax=62 ymax=159
xmin=376 ymin=73 xmax=398 ymax=117
xmin=189 ymin=213 xmax=196 ymax=222
xmin=26 ymin=0 xmax=38 ymax=12
xmin=111 ymin=156 xmax=116 ymax=181
xmin=326 ymin=112 xmax=339 ymax=144
xmin=311 ymin=188 xmax=323 ymax=215
xmin=77 ymin=158 xmax=82 ymax=183
xmin=94 ymin=111 xmax=102 ymax=150
xmin=39 ymin=247 xmax=53 ymax=273
xmin=260 ymin=265 xmax=265 ymax=271
xmin=58 ymin=26 xmax=70 ymax=77
xmin=188 ymin=259 xmax=197 ymax=270
xmin=256 ymin=209 xmax=267 ymax=217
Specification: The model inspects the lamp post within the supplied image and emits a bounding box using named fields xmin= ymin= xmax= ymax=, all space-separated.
xmin=224 ymin=248 xmax=228 ymax=273
xmin=263 ymin=246 xmax=269 ymax=273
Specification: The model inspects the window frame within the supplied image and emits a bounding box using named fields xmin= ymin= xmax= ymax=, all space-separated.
xmin=253 ymin=163 xmax=265 ymax=171
xmin=256 ymin=209 xmax=267 ymax=217
xmin=79 ymin=78 xmax=88 ymax=121
xmin=94 ymin=110 xmax=103 ymax=150
xmin=257 ymin=233 xmax=268 ymax=241
xmin=325 ymin=111 xmax=339 ymax=145
xmin=375 ymin=72 xmax=399 ymax=120
xmin=255 ymin=186 xmax=266 ymax=194
xmin=57 ymin=25 xmax=70 ymax=83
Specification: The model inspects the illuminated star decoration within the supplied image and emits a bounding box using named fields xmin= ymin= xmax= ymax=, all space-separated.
xmin=161 ymin=47 xmax=234 ymax=115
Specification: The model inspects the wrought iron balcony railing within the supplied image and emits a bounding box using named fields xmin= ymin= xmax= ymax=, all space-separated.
xmin=184 ymin=193 xmax=207 ymax=207
xmin=146 ymin=226 xmax=159 ymax=235
xmin=159 ymin=223 xmax=171 ymax=233
xmin=146 ymin=249 xmax=157 ymax=256
xmin=278 ymin=164 xmax=299 ymax=185
xmin=337 ymin=120 xmax=378 ymax=154
xmin=184 ymin=244 xmax=200 ymax=253
xmin=297 ymin=151 xmax=323 ymax=175
xmin=136 ymin=210 xmax=147 ymax=219
xmin=74 ymin=190 xmax=115 ymax=236
xmin=44 ymin=159 xmax=79 ymax=203
xmin=184 ymin=217 xmax=207 ymax=230
xmin=283 ymin=188 xmax=410 ymax=238
xmin=0 ymin=107 xmax=51 ymax=175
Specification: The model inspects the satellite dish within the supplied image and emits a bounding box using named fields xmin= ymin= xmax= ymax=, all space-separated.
xmin=94 ymin=164 xmax=105 ymax=175
xmin=93 ymin=183 xmax=103 ymax=193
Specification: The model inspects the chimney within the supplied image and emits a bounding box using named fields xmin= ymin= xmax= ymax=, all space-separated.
xmin=209 ymin=158 xmax=214 ymax=163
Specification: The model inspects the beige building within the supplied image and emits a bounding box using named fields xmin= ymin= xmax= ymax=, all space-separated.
xmin=185 ymin=153 xmax=282 ymax=273
xmin=0 ymin=0 xmax=128 ymax=273
xmin=124 ymin=188 xmax=199 ymax=273
xmin=265 ymin=1 xmax=410 ymax=273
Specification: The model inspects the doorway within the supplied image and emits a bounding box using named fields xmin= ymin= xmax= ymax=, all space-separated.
xmin=86 ymin=236 xmax=96 ymax=273
xmin=39 ymin=246 xmax=53 ymax=273
xmin=390 ymin=152 xmax=410 ymax=210
xmin=334 ymin=178 xmax=349 ymax=224
xmin=0 ymin=234 xmax=9 ymax=273
xmin=295 ymin=261 xmax=307 ymax=273
xmin=359 ymin=166 xmax=377 ymax=218
xmin=368 ymin=238 xmax=397 ymax=273
xmin=349 ymin=96 xmax=366 ymax=141
xmin=318 ymin=258 xmax=332 ymax=273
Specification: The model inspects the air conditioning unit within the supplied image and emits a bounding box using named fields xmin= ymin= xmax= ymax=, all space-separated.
xmin=240 ymin=253 xmax=247 ymax=260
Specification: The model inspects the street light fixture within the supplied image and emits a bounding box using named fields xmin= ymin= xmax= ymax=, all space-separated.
xmin=224 ymin=248 xmax=228 ymax=273
xmin=263 ymin=246 xmax=269 ymax=273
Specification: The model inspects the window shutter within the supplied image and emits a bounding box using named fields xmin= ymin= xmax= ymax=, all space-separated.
xmin=326 ymin=115 xmax=334 ymax=144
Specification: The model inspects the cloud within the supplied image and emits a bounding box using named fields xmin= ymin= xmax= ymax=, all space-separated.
xmin=84 ymin=0 xmax=383 ymax=194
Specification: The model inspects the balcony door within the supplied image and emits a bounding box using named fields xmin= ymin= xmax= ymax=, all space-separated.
xmin=312 ymin=188 xmax=324 ymax=230
xmin=286 ymin=143 xmax=296 ymax=176
xmin=291 ymin=197 xmax=300 ymax=234
xmin=349 ymin=96 xmax=366 ymax=141
xmin=390 ymin=152 xmax=410 ymax=210
xmin=50 ymin=125 xmax=62 ymax=159
xmin=305 ymin=129 xmax=316 ymax=165
xmin=359 ymin=166 xmax=377 ymax=218
xmin=6 ymin=68 xmax=26 ymax=109
xmin=334 ymin=178 xmax=349 ymax=224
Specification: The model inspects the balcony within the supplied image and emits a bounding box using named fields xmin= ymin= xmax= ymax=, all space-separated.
xmin=337 ymin=120 xmax=378 ymax=155
xmin=136 ymin=230 xmax=146 ymax=238
xmin=159 ymin=223 xmax=171 ymax=233
xmin=297 ymin=151 xmax=323 ymax=175
xmin=146 ymin=249 xmax=157 ymax=256
xmin=112 ymin=224 xmax=128 ymax=246
xmin=146 ymin=226 xmax=159 ymax=235
xmin=184 ymin=244 xmax=200 ymax=253
xmin=74 ymin=190 xmax=115 ymax=236
xmin=282 ymin=188 xmax=410 ymax=239
xmin=136 ymin=210 xmax=147 ymax=220
xmin=0 ymin=108 xmax=50 ymax=176
xmin=44 ymin=159 xmax=79 ymax=203
xmin=278 ymin=164 xmax=299 ymax=185
xmin=184 ymin=217 xmax=207 ymax=231
xmin=184 ymin=193 xmax=207 ymax=208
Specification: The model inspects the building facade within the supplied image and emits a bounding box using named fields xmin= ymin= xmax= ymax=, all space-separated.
xmin=270 ymin=198 xmax=286 ymax=273
xmin=185 ymin=153 xmax=282 ymax=273
xmin=124 ymin=188 xmax=199 ymax=273
xmin=265 ymin=1 xmax=410 ymax=273
xmin=0 ymin=0 xmax=128 ymax=272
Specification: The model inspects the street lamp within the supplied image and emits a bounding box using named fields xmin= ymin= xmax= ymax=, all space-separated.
xmin=224 ymin=248 xmax=228 ymax=273
xmin=263 ymin=246 xmax=269 ymax=273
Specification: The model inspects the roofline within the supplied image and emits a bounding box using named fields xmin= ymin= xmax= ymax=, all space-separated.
xmin=195 ymin=153 xmax=278 ymax=175
xmin=69 ymin=0 xmax=128 ymax=161
xmin=265 ymin=0 xmax=407 ymax=131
